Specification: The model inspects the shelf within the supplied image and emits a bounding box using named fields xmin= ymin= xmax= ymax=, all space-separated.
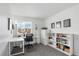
xmin=63 ymin=44 xmax=70 ymax=47
xmin=49 ymin=39 xmax=54 ymax=42
xmin=60 ymin=37 xmax=68 ymax=39
xmin=49 ymin=41 xmax=70 ymax=47
xmin=10 ymin=46 xmax=23 ymax=55
xmin=11 ymin=52 xmax=24 ymax=56
xmin=56 ymin=42 xmax=70 ymax=47
xmin=49 ymin=41 xmax=56 ymax=45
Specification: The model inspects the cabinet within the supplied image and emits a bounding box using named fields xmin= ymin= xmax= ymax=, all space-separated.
xmin=41 ymin=29 xmax=48 ymax=45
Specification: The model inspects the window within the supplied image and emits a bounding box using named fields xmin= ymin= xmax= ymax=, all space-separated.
xmin=16 ymin=22 xmax=32 ymax=35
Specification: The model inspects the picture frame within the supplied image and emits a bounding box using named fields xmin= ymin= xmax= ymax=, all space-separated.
xmin=12 ymin=24 xmax=14 ymax=30
xmin=8 ymin=18 xmax=10 ymax=30
xmin=51 ymin=23 xmax=55 ymax=29
xmin=56 ymin=21 xmax=61 ymax=28
xmin=63 ymin=19 xmax=71 ymax=27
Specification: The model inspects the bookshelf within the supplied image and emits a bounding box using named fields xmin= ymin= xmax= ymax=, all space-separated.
xmin=48 ymin=33 xmax=73 ymax=56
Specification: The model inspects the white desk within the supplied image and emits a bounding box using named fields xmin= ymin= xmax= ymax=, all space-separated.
xmin=8 ymin=37 xmax=24 ymax=56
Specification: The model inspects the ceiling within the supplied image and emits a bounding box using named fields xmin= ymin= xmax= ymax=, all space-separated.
xmin=10 ymin=3 xmax=78 ymax=19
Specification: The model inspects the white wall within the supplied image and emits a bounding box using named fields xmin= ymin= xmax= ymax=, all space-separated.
xmin=0 ymin=4 xmax=10 ymax=16
xmin=0 ymin=16 xmax=11 ymax=56
xmin=45 ymin=4 xmax=79 ymax=55
xmin=11 ymin=16 xmax=45 ymax=43
xmin=0 ymin=4 xmax=11 ymax=56
xmin=45 ymin=5 xmax=79 ymax=34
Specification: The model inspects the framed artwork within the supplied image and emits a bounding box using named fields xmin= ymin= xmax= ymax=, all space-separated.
xmin=51 ymin=23 xmax=55 ymax=29
xmin=63 ymin=19 xmax=71 ymax=27
xmin=8 ymin=18 xmax=10 ymax=30
xmin=56 ymin=21 xmax=61 ymax=28
xmin=12 ymin=24 xmax=14 ymax=30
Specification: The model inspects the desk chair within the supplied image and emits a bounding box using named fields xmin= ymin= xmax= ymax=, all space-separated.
xmin=24 ymin=33 xmax=33 ymax=48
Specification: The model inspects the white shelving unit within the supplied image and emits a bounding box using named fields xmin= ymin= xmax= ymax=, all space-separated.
xmin=8 ymin=37 xmax=24 ymax=56
xmin=48 ymin=33 xmax=73 ymax=56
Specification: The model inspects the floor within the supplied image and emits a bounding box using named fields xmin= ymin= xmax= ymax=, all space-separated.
xmin=19 ymin=44 xmax=67 ymax=56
